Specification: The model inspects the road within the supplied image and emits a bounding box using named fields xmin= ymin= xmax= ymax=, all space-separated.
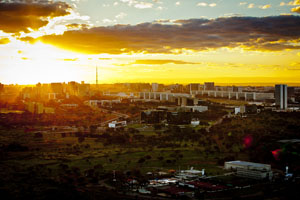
xmin=206 ymin=114 xmax=230 ymax=132
xmin=93 ymin=107 xmax=130 ymax=126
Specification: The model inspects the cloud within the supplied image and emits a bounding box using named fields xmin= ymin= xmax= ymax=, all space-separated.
xmin=60 ymin=58 xmax=78 ymax=61
xmin=131 ymin=59 xmax=200 ymax=65
xmin=66 ymin=23 xmax=89 ymax=29
xmin=18 ymin=36 xmax=36 ymax=44
xmin=120 ymin=0 xmax=153 ymax=9
xmin=289 ymin=0 xmax=300 ymax=5
xmin=197 ymin=2 xmax=217 ymax=7
xmin=280 ymin=0 xmax=300 ymax=6
xmin=101 ymin=12 xmax=128 ymax=25
xmin=0 ymin=37 xmax=10 ymax=45
xmin=280 ymin=2 xmax=286 ymax=6
xmin=239 ymin=2 xmax=247 ymax=6
xmin=32 ymin=16 xmax=300 ymax=54
xmin=291 ymin=6 xmax=300 ymax=13
xmin=115 ymin=12 xmax=127 ymax=19
xmin=99 ymin=58 xmax=113 ymax=60
xmin=259 ymin=4 xmax=271 ymax=9
xmin=248 ymin=3 xmax=254 ymax=8
xmin=197 ymin=2 xmax=207 ymax=7
xmin=102 ymin=18 xmax=117 ymax=23
xmin=0 ymin=1 xmax=71 ymax=33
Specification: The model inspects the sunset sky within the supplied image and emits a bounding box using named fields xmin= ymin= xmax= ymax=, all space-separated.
xmin=0 ymin=0 xmax=300 ymax=85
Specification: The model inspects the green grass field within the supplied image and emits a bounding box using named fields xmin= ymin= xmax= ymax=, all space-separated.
xmin=0 ymin=126 xmax=229 ymax=178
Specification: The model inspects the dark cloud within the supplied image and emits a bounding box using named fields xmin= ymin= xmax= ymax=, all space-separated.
xmin=132 ymin=59 xmax=200 ymax=65
xmin=33 ymin=15 xmax=300 ymax=54
xmin=0 ymin=1 xmax=71 ymax=33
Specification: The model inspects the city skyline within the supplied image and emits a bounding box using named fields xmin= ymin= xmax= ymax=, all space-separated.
xmin=1 ymin=0 xmax=300 ymax=84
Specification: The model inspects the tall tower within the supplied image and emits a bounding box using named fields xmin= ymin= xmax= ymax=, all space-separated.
xmin=96 ymin=66 xmax=98 ymax=88
xmin=275 ymin=84 xmax=287 ymax=110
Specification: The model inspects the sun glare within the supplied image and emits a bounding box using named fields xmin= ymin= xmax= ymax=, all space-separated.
xmin=1 ymin=42 xmax=85 ymax=84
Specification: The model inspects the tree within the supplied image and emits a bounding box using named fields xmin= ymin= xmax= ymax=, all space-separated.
xmin=138 ymin=158 xmax=146 ymax=164
xmin=78 ymin=137 xmax=85 ymax=143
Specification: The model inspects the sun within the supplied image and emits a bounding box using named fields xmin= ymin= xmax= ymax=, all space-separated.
xmin=1 ymin=41 xmax=84 ymax=84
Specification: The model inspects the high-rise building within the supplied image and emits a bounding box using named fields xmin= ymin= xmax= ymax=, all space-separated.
xmin=0 ymin=83 xmax=4 ymax=93
xmin=188 ymin=83 xmax=200 ymax=92
xmin=152 ymin=83 xmax=158 ymax=92
xmin=96 ymin=67 xmax=98 ymax=89
xmin=275 ymin=84 xmax=287 ymax=110
xmin=204 ymin=82 xmax=215 ymax=91
xmin=51 ymin=83 xmax=63 ymax=94
xmin=287 ymin=87 xmax=295 ymax=98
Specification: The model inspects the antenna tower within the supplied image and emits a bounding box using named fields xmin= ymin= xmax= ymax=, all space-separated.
xmin=96 ymin=66 xmax=98 ymax=87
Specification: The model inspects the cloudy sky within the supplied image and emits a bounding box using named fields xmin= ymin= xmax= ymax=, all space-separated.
xmin=0 ymin=0 xmax=300 ymax=85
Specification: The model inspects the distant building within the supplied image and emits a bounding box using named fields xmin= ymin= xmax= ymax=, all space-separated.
xmin=204 ymin=82 xmax=215 ymax=91
xmin=177 ymin=97 xmax=198 ymax=106
xmin=188 ymin=83 xmax=201 ymax=92
xmin=235 ymin=105 xmax=257 ymax=115
xmin=0 ymin=83 xmax=4 ymax=93
xmin=51 ymin=82 xmax=63 ymax=94
xmin=225 ymin=161 xmax=273 ymax=180
xmin=152 ymin=83 xmax=158 ymax=92
xmin=43 ymin=107 xmax=55 ymax=114
xmin=25 ymin=102 xmax=54 ymax=114
xmin=287 ymin=87 xmax=295 ymax=98
xmin=60 ymin=104 xmax=78 ymax=108
xmin=191 ymin=120 xmax=200 ymax=126
xmin=78 ymin=83 xmax=90 ymax=97
xmin=180 ymin=106 xmax=208 ymax=112
xmin=275 ymin=84 xmax=287 ymax=109
xmin=48 ymin=93 xmax=58 ymax=100
xmin=108 ymin=121 xmax=127 ymax=128
xmin=234 ymin=106 xmax=245 ymax=115
xmin=167 ymin=112 xmax=192 ymax=124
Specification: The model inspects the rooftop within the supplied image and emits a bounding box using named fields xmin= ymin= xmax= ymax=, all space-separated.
xmin=225 ymin=160 xmax=271 ymax=168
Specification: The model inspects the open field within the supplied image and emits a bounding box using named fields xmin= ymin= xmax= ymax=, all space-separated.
xmin=0 ymin=127 xmax=228 ymax=176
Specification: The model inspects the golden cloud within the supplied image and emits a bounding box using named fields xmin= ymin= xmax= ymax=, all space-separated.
xmin=132 ymin=59 xmax=200 ymax=65
xmin=28 ymin=16 xmax=300 ymax=54
xmin=291 ymin=6 xmax=300 ymax=13
xmin=0 ymin=37 xmax=10 ymax=45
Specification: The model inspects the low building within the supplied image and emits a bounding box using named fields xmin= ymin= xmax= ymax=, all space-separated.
xmin=25 ymin=102 xmax=55 ymax=114
xmin=191 ymin=120 xmax=200 ymax=126
xmin=60 ymin=104 xmax=78 ymax=108
xmin=234 ymin=106 xmax=245 ymax=114
xmin=224 ymin=160 xmax=273 ymax=180
xmin=235 ymin=105 xmax=257 ymax=115
xmin=43 ymin=107 xmax=55 ymax=114
xmin=167 ymin=112 xmax=192 ymax=124
xmin=180 ymin=106 xmax=208 ymax=112
xmin=108 ymin=121 xmax=127 ymax=128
